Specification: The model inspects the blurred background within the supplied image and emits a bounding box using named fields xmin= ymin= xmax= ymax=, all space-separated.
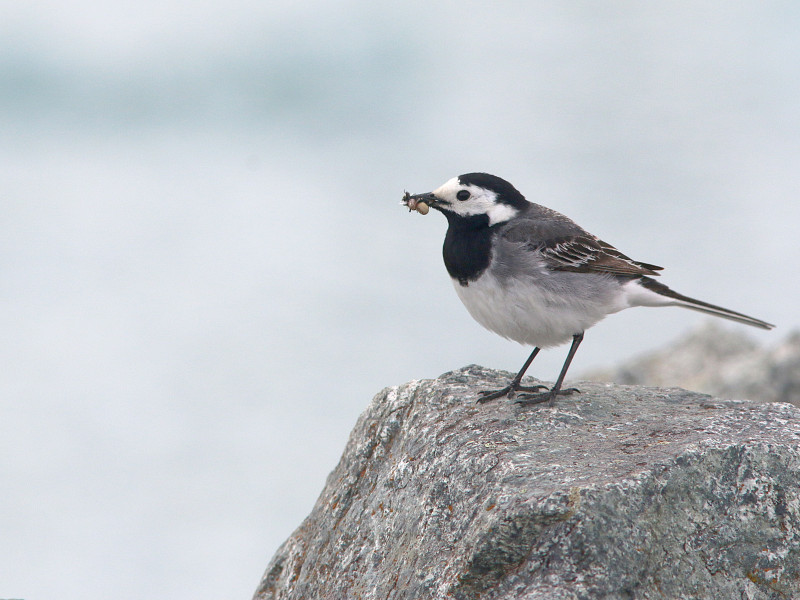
xmin=1 ymin=1 xmax=798 ymax=598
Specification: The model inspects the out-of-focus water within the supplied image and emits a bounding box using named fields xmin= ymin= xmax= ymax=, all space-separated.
xmin=1 ymin=2 xmax=798 ymax=599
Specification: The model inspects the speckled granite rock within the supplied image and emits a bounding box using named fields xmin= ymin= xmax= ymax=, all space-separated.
xmin=254 ymin=366 xmax=800 ymax=600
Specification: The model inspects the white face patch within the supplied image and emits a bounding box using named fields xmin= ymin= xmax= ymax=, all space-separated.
xmin=433 ymin=177 xmax=518 ymax=226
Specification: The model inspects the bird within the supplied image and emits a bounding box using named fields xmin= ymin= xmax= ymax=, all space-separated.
xmin=402 ymin=172 xmax=774 ymax=406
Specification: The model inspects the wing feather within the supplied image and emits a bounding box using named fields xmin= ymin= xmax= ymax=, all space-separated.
xmin=499 ymin=207 xmax=664 ymax=277
xmin=540 ymin=236 xmax=662 ymax=276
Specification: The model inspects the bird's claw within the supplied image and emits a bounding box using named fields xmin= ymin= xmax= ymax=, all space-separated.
xmin=477 ymin=383 xmax=548 ymax=403
xmin=514 ymin=387 xmax=580 ymax=407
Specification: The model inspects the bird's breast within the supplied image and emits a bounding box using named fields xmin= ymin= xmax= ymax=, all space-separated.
xmin=442 ymin=224 xmax=493 ymax=285
xmin=451 ymin=268 xmax=622 ymax=348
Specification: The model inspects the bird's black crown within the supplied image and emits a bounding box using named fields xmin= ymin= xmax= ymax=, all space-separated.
xmin=457 ymin=173 xmax=529 ymax=208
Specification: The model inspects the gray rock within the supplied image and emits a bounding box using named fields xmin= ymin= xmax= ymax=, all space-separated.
xmin=254 ymin=366 xmax=800 ymax=600
xmin=586 ymin=322 xmax=800 ymax=407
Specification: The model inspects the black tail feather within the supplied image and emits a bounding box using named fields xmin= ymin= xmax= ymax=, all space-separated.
xmin=639 ymin=277 xmax=774 ymax=330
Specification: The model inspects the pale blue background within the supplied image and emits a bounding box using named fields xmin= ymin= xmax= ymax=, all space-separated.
xmin=1 ymin=2 xmax=797 ymax=599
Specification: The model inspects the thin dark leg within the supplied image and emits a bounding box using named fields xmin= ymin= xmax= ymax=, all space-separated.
xmin=477 ymin=346 xmax=547 ymax=403
xmin=516 ymin=332 xmax=584 ymax=407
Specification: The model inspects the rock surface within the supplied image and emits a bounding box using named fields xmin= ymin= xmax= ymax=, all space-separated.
xmin=254 ymin=366 xmax=800 ymax=600
xmin=586 ymin=322 xmax=800 ymax=407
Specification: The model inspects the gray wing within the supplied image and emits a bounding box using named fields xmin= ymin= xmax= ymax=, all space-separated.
xmin=500 ymin=206 xmax=663 ymax=277
xmin=538 ymin=235 xmax=663 ymax=276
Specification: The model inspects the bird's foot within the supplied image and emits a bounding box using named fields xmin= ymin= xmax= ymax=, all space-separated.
xmin=477 ymin=383 xmax=548 ymax=403
xmin=515 ymin=386 xmax=580 ymax=407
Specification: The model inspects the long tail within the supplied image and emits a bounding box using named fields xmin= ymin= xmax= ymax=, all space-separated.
xmin=638 ymin=277 xmax=774 ymax=330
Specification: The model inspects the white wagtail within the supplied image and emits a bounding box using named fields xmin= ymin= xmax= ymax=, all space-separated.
xmin=403 ymin=172 xmax=774 ymax=406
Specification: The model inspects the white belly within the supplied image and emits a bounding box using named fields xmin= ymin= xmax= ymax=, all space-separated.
xmin=452 ymin=271 xmax=623 ymax=348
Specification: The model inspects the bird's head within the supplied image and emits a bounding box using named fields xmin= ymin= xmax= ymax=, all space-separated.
xmin=403 ymin=173 xmax=529 ymax=226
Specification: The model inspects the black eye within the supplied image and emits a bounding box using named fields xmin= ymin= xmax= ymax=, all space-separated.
xmin=456 ymin=190 xmax=471 ymax=201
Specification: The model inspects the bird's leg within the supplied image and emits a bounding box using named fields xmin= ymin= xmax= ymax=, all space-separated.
xmin=477 ymin=347 xmax=547 ymax=403
xmin=516 ymin=332 xmax=584 ymax=407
